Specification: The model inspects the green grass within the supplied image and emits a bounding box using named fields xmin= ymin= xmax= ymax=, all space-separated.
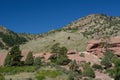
xmin=0 ymin=66 xmax=37 ymax=75
xmin=36 ymin=70 xmax=61 ymax=80
xmin=0 ymin=74 xmax=5 ymax=80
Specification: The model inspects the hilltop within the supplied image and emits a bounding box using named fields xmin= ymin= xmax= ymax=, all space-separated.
xmin=0 ymin=14 xmax=119 ymax=52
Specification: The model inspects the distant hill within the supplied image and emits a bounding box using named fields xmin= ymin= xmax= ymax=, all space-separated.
xmin=21 ymin=14 xmax=120 ymax=53
xmin=0 ymin=26 xmax=27 ymax=49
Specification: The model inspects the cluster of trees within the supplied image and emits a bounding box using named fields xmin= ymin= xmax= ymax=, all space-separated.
xmin=0 ymin=32 xmax=27 ymax=47
xmin=49 ymin=43 xmax=70 ymax=65
xmin=4 ymin=45 xmax=41 ymax=67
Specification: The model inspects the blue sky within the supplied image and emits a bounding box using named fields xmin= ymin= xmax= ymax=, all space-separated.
xmin=0 ymin=0 xmax=120 ymax=34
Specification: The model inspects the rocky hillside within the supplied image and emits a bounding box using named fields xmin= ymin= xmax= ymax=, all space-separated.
xmin=0 ymin=26 xmax=27 ymax=49
xmin=21 ymin=14 xmax=120 ymax=52
xmin=0 ymin=14 xmax=119 ymax=52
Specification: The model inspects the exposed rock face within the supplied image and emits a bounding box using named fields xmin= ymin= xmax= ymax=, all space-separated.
xmin=86 ymin=36 xmax=120 ymax=56
xmin=0 ymin=52 xmax=7 ymax=66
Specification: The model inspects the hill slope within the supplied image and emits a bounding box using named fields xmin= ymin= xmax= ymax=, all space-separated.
xmin=21 ymin=14 xmax=120 ymax=53
xmin=0 ymin=26 xmax=27 ymax=49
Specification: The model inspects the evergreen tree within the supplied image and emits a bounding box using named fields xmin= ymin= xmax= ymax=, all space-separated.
xmin=4 ymin=53 xmax=11 ymax=66
xmin=25 ymin=52 xmax=34 ymax=65
xmin=50 ymin=43 xmax=70 ymax=65
xmin=10 ymin=45 xmax=22 ymax=66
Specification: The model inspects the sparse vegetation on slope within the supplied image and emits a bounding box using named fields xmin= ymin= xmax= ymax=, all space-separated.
xmin=21 ymin=14 xmax=120 ymax=53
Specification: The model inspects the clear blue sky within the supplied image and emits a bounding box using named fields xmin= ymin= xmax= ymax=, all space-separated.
xmin=0 ymin=0 xmax=120 ymax=34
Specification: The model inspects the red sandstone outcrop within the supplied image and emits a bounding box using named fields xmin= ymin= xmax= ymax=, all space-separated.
xmin=86 ymin=36 xmax=120 ymax=56
xmin=0 ymin=53 xmax=7 ymax=66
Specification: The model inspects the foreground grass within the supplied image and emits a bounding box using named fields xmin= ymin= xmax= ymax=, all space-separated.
xmin=36 ymin=70 xmax=62 ymax=80
xmin=0 ymin=66 xmax=37 ymax=75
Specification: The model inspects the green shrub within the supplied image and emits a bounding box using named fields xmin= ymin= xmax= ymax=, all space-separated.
xmin=69 ymin=60 xmax=79 ymax=72
xmin=56 ymin=55 xmax=70 ymax=65
xmin=83 ymin=63 xmax=95 ymax=78
xmin=34 ymin=57 xmax=41 ymax=66
xmin=107 ymin=59 xmax=120 ymax=80
xmin=101 ymin=51 xmax=116 ymax=69
xmin=92 ymin=64 xmax=103 ymax=70
xmin=68 ymin=72 xmax=74 ymax=80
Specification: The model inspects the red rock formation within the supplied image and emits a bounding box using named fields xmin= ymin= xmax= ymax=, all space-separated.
xmin=86 ymin=36 xmax=120 ymax=56
xmin=0 ymin=53 xmax=7 ymax=66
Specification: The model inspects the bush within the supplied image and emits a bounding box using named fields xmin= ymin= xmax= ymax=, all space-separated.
xmin=83 ymin=63 xmax=95 ymax=78
xmin=114 ymin=67 xmax=120 ymax=80
xmin=92 ymin=64 xmax=103 ymax=70
xmin=68 ymin=72 xmax=74 ymax=80
xmin=114 ymin=59 xmax=120 ymax=67
xmin=107 ymin=59 xmax=120 ymax=80
xmin=69 ymin=60 xmax=79 ymax=72
xmin=34 ymin=57 xmax=41 ymax=66
xmin=101 ymin=51 xmax=116 ymax=69
xmin=56 ymin=55 xmax=70 ymax=65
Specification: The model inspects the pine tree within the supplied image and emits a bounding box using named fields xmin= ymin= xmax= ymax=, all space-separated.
xmin=25 ymin=52 xmax=34 ymax=65
xmin=4 ymin=53 xmax=11 ymax=66
xmin=10 ymin=45 xmax=22 ymax=66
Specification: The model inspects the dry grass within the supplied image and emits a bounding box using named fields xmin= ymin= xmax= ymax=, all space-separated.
xmin=5 ymin=72 xmax=36 ymax=80
xmin=20 ymin=31 xmax=88 ymax=53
